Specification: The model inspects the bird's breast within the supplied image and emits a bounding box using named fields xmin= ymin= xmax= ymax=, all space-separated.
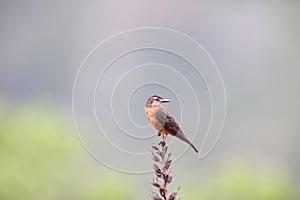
xmin=145 ymin=106 xmax=164 ymax=131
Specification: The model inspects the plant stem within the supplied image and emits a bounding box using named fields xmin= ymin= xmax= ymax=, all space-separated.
xmin=151 ymin=136 xmax=179 ymax=200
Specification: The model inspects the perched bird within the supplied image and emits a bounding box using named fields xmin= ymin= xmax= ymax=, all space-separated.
xmin=145 ymin=95 xmax=199 ymax=153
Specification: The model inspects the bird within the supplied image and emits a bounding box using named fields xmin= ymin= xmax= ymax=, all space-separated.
xmin=145 ymin=95 xmax=199 ymax=153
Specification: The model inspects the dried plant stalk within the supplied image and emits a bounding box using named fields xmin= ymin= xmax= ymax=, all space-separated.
xmin=151 ymin=137 xmax=180 ymax=200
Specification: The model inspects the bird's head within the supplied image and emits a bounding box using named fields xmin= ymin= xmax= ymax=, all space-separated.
xmin=145 ymin=95 xmax=170 ymax=108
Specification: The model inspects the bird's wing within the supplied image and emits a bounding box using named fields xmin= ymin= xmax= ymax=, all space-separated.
xmin=156 ymin=108 xmax=199 ymax=153
xmin=156 ymin=108 xmax=179 ymax=136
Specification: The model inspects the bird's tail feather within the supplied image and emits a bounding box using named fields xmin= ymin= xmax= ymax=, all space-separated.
xmin=189 ymin=143 xmax=199 ymax=153
xmin=175 ymin=131 xmax=199 ymax=153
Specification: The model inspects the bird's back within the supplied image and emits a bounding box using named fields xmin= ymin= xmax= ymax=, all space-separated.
xmin=155 ymin=108 xmax=182 ymax=136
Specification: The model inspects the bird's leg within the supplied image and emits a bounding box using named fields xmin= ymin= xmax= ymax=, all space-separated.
xmin=165 ymin=134 xmax=168 ymax=141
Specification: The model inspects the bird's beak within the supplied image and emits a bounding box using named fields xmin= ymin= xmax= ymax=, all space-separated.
xmin=161 ymin=98 xmax=171 ymax=103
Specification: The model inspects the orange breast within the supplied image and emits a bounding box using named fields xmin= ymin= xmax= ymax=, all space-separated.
xmin=145 ymin=106 xmax=165 ymax=132
xmin=159 ymin=128 xmax=170 ymax=135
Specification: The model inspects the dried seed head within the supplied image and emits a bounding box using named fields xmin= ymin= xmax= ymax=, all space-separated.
xmin=151 ymin=138 xmax=180 ymax=200
xmin=151 ymin=152 xmax=160 ymax=162
xmin=153 ymin=164 xmax=163 ymax=178
xmin=151 ymin=180 xmax=161 ymax=188
xmin=168 ymin=191 xmax=177 ymax=200
xmin=164 ymin=159 xmax=172 ymax=171
xmin=159 ymin=188 xmax=165 ymax=197
xmin=157 ymin=150 xmax=163 ymax=158
xmin=166 ymin=173 xmax=173 ymax=184
xmin=159 ymin=140 xmax=166 ymax=146
xmin=165 ymin=146 xmax=168 ymax=153
xmin=152 ymin=192 xmax=163 ymax=200
xmin=167 ymin=153 xmax=171 ymax=159
xmin=152 ymin=144 xmax=159 ymax=151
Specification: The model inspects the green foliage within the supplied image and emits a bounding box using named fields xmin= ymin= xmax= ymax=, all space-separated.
xmin=181 ymin=162 xmax=299 ymax=200
xmin=79 ymin=177 xmax=134 ymax=200
xmin=0 ymin=103 xmax=75 ymax=199
xmin=216 ymin=163 xmax=294 ymax=200
xmin=0 ymin=101 xmax=298 ymax=199
xmin=0 ymin=102 xmax=135 ymax=200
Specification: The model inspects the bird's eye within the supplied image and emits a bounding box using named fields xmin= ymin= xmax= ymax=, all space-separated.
xmin=152 ymin=98 xmax=159 ymax=103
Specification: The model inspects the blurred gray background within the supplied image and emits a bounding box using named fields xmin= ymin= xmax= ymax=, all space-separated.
xmin=0 ymin=1 xmax=300 ymax=199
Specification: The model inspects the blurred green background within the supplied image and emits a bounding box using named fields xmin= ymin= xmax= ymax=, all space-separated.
xmin=1 ymin=1 xmax=300 ymax=199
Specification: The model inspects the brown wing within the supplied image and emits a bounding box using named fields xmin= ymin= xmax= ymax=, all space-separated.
xmin=156 ymin=108 xmax=199 ymax=153
xmin=155 ymin=108 xmax=180 ymax=136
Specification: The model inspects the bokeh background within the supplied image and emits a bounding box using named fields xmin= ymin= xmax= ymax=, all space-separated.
xmin=1 ymin=1 xmax=300 ymax=199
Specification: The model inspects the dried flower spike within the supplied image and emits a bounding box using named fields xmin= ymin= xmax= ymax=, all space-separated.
xmin=151 ymin=137 xmax=180 ymax=200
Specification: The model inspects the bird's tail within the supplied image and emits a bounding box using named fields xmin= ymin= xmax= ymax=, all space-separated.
xmin=189 ymin=143 xmax=199 ymax=153
xmin=175 ymin=131 xmax=199 ymax=153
